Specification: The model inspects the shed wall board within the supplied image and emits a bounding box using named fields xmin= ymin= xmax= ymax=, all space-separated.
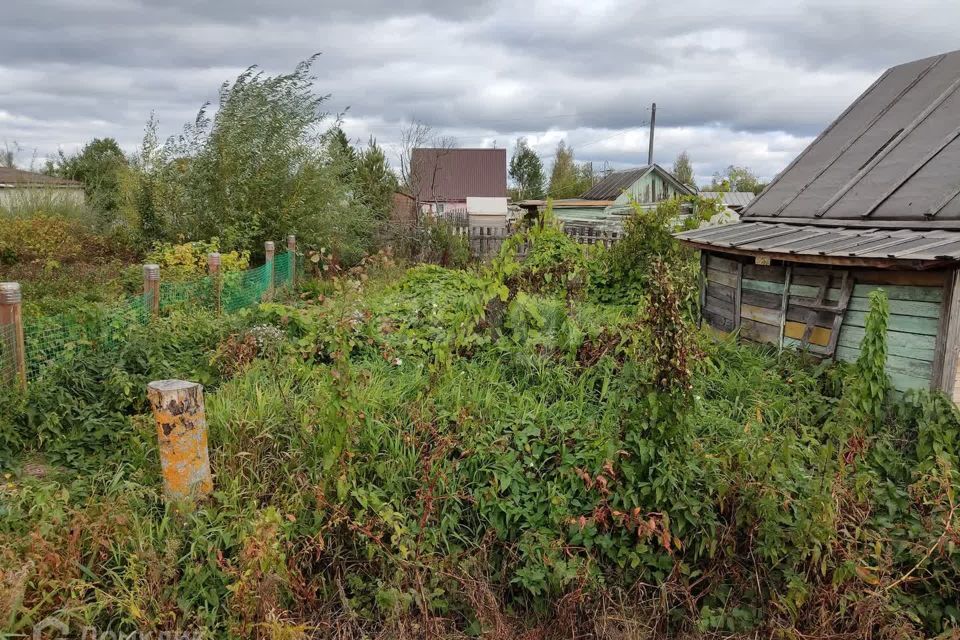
xmin=700 ymin=251 xmax=949 ymax=393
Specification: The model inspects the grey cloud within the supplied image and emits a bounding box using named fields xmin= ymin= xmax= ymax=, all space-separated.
xmin=3 ymin=0 xmax=959 ymax=181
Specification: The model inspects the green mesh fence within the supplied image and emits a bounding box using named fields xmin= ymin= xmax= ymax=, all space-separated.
xmin=0 ymin=323 xmax=18 ymax=385
xmin=222 ymin=263 xmax=270 ymax=313
xmin=273 ymin=251 xmax=293 ymax=292
xmin=3 ymin=249 xmax=299 ymax=384
xmin=160 ymin=275 xmax=216 ymax=314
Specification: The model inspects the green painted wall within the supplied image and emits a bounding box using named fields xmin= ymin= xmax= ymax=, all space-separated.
xmin=833 ymin=284 xmax=942 ymax=392
xmin=702 ymin=254 xmax=947 ymax=394
xmin=612 ymin=170 xmax=685 ymax=206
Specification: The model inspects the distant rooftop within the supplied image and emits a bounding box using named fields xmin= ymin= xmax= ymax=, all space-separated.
xmin=699 ymin=191 xmax=756 ymax=209
xmin=411 ymin=148 xmax=507 ymax=201
xmin=0 ymin=167 xmax=81 ymax=188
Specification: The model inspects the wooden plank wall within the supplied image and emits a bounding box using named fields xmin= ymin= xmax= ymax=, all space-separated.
xmin=701 ymin=252 xmax=948 ymax=393
xmin=834 ymin=271 xmax=945 ymax=392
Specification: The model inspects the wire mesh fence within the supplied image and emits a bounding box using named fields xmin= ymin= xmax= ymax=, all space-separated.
xmin=0 ymin=322 xmax=18 ymax=386
xmin=2 ymin=248 xmax=300 ymax=385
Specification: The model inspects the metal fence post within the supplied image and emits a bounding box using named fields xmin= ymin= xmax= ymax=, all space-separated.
xmin=147 ymin=379 xmax=213 ymax=502
xmin=143 ymin=264 xmax=160 ymax=318
xmin=264 ymin=241 xmax=275 ymax=301
xmin=287 ymin=235 xmax=297 ymax=289
xmin=208 ymin=252 xmax=221 ymax=314
xmin=0 ymin=283 xmax=26 ymax=391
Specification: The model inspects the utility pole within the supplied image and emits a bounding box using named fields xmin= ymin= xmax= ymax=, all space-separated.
xmin=647 ymin=102 xmax=657 ymax=166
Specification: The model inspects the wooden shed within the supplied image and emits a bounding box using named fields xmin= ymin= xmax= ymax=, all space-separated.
xmin=676 ymin=50 xmax=960 ymax=398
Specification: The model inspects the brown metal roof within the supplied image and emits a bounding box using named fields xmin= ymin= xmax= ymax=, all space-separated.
xmin=411 ymin=148 xmax=506 ymax=201
xmin=676 ymin=221 xmax=960 ymax=266
xmin=0 ymin=167 xmax=81 ymax=188
xmin=745 ymin=49 xmax=960 ymax=228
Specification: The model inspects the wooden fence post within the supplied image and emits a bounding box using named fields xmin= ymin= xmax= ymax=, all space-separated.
xmin=0 ymin=282 xmax=26 ymax=391
xmin=147 ymin=380 xmax=213 ymax=502
xmin=208 ymin=252 xmax=221 ymax=314
xmin=287 ymin=235 xmax=297 ymax=289
xmin=264 ymin=241 xmax=275 ymax=300
xmin=143 ymin=264 xmax=160 ymax=318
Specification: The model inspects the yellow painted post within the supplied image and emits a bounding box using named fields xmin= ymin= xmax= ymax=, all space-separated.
xmin=264 ymin=240 xmax=275 ymax=301
xmin=208 ymin=252 xmax=221 ymax=314
xmin=0 ymin=283 xmax=26 ymax=391
xmin=147 ymin=380 xmax=213 ymax=501
xmin=286 ymin=234 xmax=297 ymax=289
xmin=143 ymin=263 xmax=160 ymax=318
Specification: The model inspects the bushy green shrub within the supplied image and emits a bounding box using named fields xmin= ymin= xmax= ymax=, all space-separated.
xmin=385 ymin=220 xmax=471 ymax=268
xmin=145 ymin=238 xmax=249 ymax=280
xmin=130 ymin=58 xmax=377 ymax=264
xmin=496 ymin=211 xmax=588 ymax=299
xmin=590 ymin=197 xmax=700 ymax=308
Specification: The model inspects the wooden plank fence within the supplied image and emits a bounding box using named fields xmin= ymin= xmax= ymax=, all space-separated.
xmin=465 ymin=224 xmax=622 ymax=261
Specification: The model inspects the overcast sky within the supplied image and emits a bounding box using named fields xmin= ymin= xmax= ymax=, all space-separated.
xmin=3 ymin=0 xmax=960 ymax=186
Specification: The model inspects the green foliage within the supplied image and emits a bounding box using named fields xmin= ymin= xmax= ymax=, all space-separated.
xmin=708 ymin=164 xmax=767 ymax=194
xmin=146 ymin=239 xmax=249 ymax=280
xmin=509 ymin=137 xmax=546 ymax=200
xmin=132 ymin=57 xmax=377 ymax=263
xmin=496 ymin=208 xmax=588 ymax=298
xmin=590 ymin=197 xmax=699 ymax=307
xmin=547 ymin=141 xmax=593 ymax=199
xmin=846 ymin=289 xmax=890 ymax=431
xmin=51 ymin=137 xmax=128 ymax=229
xmin=672 ymin=150 xmax=695 ymax=188
xmin=354 ymin=136 xmax=398 ymax=219
xmin=4 ymin=260 xmax=960 ymax=638
xmin=389 ymin=219 xmax=472 ymax=268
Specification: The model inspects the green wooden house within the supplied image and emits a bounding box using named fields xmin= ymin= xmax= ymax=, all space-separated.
xmin=677 ymin=49 xmax=960 ymax=398
xmin=546 ymin=164 xmax=695 ymax=226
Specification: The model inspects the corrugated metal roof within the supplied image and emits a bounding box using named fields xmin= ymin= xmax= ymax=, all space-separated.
xmin=580 ymin=163 xmax=695 ymax=200
xmin=0 ymin=167 xmax=81 ymax=188
xmin=581 ymin=167 xmax=650 ymax=200
xmin=699 ymin=191 xmax=755 ymax=208
xmin=676 ymin=221 xmax=960 ymax=262
xmin=745 ymin=49 xmax=960 ymax=227
xmin=411 ymin=148 xmax=506 ymax=201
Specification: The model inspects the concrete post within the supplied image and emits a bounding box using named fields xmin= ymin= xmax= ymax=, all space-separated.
xmin=143 ymin=263 xmax=160 ymax=318
xmin=208 ymin=252 xmax=221 ymax=314
xmin=264 ymin=241 xmax=275 ymax=301
xmin=287 ymin=234 xmax=297 ymax=289
xmin=147 ymin=380 xmax=213 ymax=502
xmin=0 ymin=283 xmax=26 ymax=391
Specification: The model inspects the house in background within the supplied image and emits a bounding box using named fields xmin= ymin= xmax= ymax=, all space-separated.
xmin=698 ymin=191 xmax=757 ymax=226
xmin=520 ymin=164 xmax=695 ymax=228
xmin=698 ymin=191 xmax=756 ymax=215
xmin=677 ymin=49 xmax=960 ymax=398
xmin=0 ymin=167 xmax=84 ymax=209
xmin=411 ymin=148 xmax=507 ymax=225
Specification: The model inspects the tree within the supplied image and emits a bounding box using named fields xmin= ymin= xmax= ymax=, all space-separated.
xmin=134 ymin=56 xmax=375 ymax=263
xmin=325 ymin=126 xmax=357 ymax=183
xmin=709 ymin=165 xmax=766 ymax=194
xmin=1 ymin=140 xmax=20 ymax=168
xmin=398 ymin=119 xmax=433 ymax=193
xmin=672 ymin=151 xmax=695 ymax=189
xmin=548 ymin=141 xmax=580 ymax=198
xmin=509 ymin=138 xmax=546 ymax=201
xmin=53 ymin=138 xmax=128 ymax=227
xmin=354 ymin=136 xmax=398 ymax=219
xmin=548 ymin=141 xmax=596 ymax=198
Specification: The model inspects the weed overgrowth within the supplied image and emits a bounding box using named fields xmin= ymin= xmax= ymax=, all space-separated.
xmin=1 ymin=231 xmax=959 ymax=639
